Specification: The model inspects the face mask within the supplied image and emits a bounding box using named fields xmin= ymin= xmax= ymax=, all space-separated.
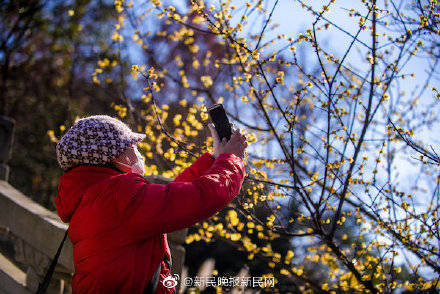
xmin=116 ymin=147 xmax=145 ymax=176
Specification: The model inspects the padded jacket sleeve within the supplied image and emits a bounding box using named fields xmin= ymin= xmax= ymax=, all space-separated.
xmin=173 ymin=152 xmax=216 ymax=183
xmin=116 ymin=153 xmax=245 ymax=239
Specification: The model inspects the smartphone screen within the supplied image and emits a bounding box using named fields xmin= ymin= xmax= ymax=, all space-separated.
xmin=207 ymin=104 xmax=232 ymax=142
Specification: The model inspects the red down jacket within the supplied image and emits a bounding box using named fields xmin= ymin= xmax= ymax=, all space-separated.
xmin=54 ymin=152 xmax=245 ymax=294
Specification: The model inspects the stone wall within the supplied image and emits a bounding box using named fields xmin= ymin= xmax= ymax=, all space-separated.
xmin=0 ymin=175 xmax=186 ymax=294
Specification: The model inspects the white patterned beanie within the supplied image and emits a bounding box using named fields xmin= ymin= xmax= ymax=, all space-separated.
xmin=56 ymin=115 xmax=146 ymax=171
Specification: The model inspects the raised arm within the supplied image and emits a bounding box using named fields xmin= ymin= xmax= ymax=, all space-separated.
xmin=174 ymin=122 xmax=248 ymax=183
xmin=116 ymin=153 xmax=245 ymax=239
xmin=173 ymin=152 xmax=216 ymax=183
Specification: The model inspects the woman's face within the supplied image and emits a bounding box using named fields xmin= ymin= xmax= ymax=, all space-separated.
xmin=112 ymin=145 xmax=142 ymax=173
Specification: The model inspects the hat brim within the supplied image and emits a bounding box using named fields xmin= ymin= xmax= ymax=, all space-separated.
xmin=129 ymin=132 xmax=147 ymax=145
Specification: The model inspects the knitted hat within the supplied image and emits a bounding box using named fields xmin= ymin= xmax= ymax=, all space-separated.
xmin=56 ymin=115 xmax=146 ymax=171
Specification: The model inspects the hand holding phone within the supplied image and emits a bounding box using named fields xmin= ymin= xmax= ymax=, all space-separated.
xmin=207 ymin=104 xmax=232 ymax=142
xmin=207 ymin=104 xmax=248 ymax=159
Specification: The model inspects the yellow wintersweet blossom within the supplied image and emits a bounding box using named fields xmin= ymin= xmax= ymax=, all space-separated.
xmin=276 ymin=71 xmax=285 ymax=85
xmin=201 ymin=112 xmax=209 ymax=121
xmin=111 ymin=31 xmax=123 ymax=42
xmin=230 ymin=233 xmax=241 ymax=241
xmin=181 ymin=76 xmax=189 ymax=88
xmin=227 ymin=210 xmax=239 ymax=226
xmin=164 ymin=148 xmax=176 ymax=161
xmin=285 ymin=250 xmax=295 ymax=264
xmin=47 ymin=130 xmax=58 ymax=143
xmin=201 ymin=75 xmax=213 ymax=88
xmin=98 ymin=58 xmax=110 ymax=68
xmin=192 ymin=58 xmax=200 ymax=69
xmin=114 ymin=0 xmax=123 ymax=13
xmin=173 ymin=114 xmax=182 ymax=126
xmin=189 ymin=44 xmax=199 ymax=53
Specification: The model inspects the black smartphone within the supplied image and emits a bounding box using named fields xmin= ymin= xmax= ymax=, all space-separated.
xmin=207 ymin=103 xmax=232 ymax=142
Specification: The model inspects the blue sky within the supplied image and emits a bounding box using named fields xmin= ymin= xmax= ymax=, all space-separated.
xmin=122 ymin=0 xmax=439 ymax=279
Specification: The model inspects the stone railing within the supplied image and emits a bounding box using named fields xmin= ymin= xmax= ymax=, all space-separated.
xmin=0 ymin=174 xmax=187 ymax=294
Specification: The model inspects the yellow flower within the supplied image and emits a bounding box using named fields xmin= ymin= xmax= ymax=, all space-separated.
xmin=47 ymin=130 xmax=58 ymax=143
xmin=201 ymin=75 xmax=213 ymax=88
xmin=98 ymin=58 xmax=110 ymax=68
xmin=280 ymin=269 xmax=290 ymax=276
xmin=173 ymin=114 xmax=182 ymax=126
xmin=189 ymin=44 xmax=199 ymax=53
xmin=111 ymin=31 xmax=124 ymax=42
xmin=230 ymin=233 xmax=241 ymax=241
xmin=192 ymin=58 xmax=200 ymax=69
xmin=228 ymin=210 xmax=239 ymax=226
xmin=285 ymin=250 xmax=294 ymax=264
xmin=201 ymin=112 xmax=209 ymax=121
xmin=252 ymin=50 xmax=260 ymax=60
xmin=181 ymin=76 xmax=189 ymax=88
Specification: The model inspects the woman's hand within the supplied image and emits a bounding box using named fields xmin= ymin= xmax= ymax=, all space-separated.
xmin=208 ymin=123 xmax=248 ymax=160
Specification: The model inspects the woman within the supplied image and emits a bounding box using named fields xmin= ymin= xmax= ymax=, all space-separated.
xmin=54 ymin=115 xmax=248 ymax=294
